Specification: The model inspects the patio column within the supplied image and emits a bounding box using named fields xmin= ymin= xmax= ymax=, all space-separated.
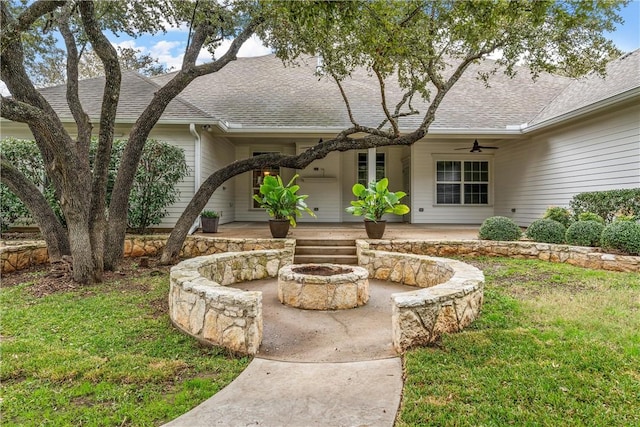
xmin=367 ymin=147 xmax=376 ymax=184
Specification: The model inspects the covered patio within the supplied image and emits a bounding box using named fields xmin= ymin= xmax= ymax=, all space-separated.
xmin=194 ymin=222 xmax=481 ymax=240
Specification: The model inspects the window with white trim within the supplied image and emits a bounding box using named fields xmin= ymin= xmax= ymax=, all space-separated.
xmin=357 ymin=152 xmax=385 ymax=185
xmin=252 ymin=152 xmax=280 ymax=209
xmin=436 ymin=160 xmax=489 ymax=205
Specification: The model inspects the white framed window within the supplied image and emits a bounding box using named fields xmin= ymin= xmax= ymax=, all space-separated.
xmin=435 ymin=160 xmax=490 ymax=205
xmin=357 ymin=152 xmax=386 ymax=185
xmin=251 ymin=152 xmax=280 ymax=209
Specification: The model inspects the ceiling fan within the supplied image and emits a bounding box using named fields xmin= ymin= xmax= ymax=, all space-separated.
xmin=455 ymin=139 xmax=499 ymax=153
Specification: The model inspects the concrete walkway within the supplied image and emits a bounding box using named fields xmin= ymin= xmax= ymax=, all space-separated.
xmin=164 ymin=224 xmax=480 ymax=426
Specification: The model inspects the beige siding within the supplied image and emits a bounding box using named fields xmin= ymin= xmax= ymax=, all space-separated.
xmin=494 ymin=104 xmax=640 ymax=226
xmin=200 ymin=134 xmax=236 ymax=224
xmin=411 ymin=140 xmax=496 ymax=224
xmin=149 ymin=125 xmax=196 ymax=228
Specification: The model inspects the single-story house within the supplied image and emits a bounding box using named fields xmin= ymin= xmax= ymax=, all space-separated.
xmin=2 ymin=49 xmax=639 ymax=228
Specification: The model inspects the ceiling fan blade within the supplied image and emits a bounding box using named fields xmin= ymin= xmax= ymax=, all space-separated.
xmin=478 ymin=146 xmax=499 ymax=149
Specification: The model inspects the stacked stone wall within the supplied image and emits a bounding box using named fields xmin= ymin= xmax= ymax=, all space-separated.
xmin=364 ymin=240 xmax=640 ymax=272
xmin=357 ymin=241 xmax=484 ymax=352
xmin=169 ymin=246 xmax=293 ymax=355
xmin=1 ymin=235 xmax=289 ymax=274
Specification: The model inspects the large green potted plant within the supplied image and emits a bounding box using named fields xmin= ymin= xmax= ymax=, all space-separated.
xmin=252 ymin=174 xmax=315 ymax=238
xmin=200 ymin=210 xmax=220 ymax=233
xmin=345 ymin=177 xmax=410 ymax=239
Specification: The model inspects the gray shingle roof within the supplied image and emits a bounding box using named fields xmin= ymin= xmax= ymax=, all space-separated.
xmin=151 ymin=54 xmax=571 ymax=131
xmin=38 ymin=70 xmax=214 ymax=123
xmin=529 ymin=49 xmax=640 ymax=126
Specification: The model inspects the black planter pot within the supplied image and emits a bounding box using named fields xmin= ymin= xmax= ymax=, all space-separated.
xmin=201 ymin=216 xmax=219 ymax=233
xmin=364 ymin=220 xmax=386 ymax=239
xmin=269 ymin=219 xmax=290 ymax=238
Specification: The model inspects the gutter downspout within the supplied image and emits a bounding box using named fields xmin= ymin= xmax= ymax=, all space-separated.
xmin=188 ymin=123 xmax=202 ymax=235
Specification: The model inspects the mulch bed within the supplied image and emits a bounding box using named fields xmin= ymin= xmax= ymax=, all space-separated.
xmin=1 ymin=256 xmax=170 ymax=298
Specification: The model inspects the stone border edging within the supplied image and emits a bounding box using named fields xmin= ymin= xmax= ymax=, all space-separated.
xmin=364 ymin=239 xmax=639 ymax=272
xmin=357 ymin=240 xmax=484 ymax=352
xmin=0 ymin=235 xmax=290 ymax=274
xmin=169 ymin=242 xmax=294 ymax=355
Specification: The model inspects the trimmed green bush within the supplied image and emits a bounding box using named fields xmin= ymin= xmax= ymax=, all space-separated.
xmin=543 ymin=206 xmax=572 ymax=228
xmin=1 ymin=138 xmax=189 ymax=234
xmin=526 ymin=219 xmax=566 ymax=244
xmin=565 ymin=220 xmax=605 ymax=247
xmin=600 ymin=221 xmax=640 ymax=255
xmin=478 ymin=216 xmax=522 ymax=241
xmin=570 ymin=189 xmax=640 ymax=223
xmin=577 ymin=212 xmax=605 ymax=224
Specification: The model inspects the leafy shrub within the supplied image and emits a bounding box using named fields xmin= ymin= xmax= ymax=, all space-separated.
xmin=526 ymin=219 xmax=566 ymax=244
xmin=570 ymin=189 xmax=640 ymax=223
xmin=543 ymin=206 xmax=572 ymax=228
xmin=577 ymin=212 xmax=605 ymax=224
xmin=478 ymin=216 xmax=522 ymax=241
xmin=0 ymin=138 xmax=63 ymax=231
xmin=1 ymin=138 xmax=189 ymax=234
xmin=600 ymin=221 xmax=640 ymax=255
xmin=565 ymin=221 xmax=605 ymax=247
xmin=125 ymin=140 xmax=190 ymax=234
xmin=613 ymin=214 xmax=636 ymax=222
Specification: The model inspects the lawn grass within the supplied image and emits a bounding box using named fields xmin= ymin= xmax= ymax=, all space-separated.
xmin=3 ymin=257 xmax=639 ymax=426
xmin=398 ymin=258 xmax=640 ymax=426
xmin=0 ymin=268 xmax=249 ymax=426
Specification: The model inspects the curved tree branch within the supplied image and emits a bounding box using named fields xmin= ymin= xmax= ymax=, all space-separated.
xmin=160 ymin=127 xmax=426 ymax=264
xmin=1 ymin=158 xmax=70 ymax=259
xmin=104 ymin=15 xmax=263 ymax=269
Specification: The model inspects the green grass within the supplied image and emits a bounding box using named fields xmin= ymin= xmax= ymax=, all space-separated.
xmin=398 ymin=258 xmax=640 ymax=426
xmin=3 ymin=258 xmax=639 ymax=426
xmin=0 ymin=270 xmax=249 ymax=427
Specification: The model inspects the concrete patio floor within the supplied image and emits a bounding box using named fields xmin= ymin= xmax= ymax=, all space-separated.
xmin=196 ymin=221 xmax=481 ymax=240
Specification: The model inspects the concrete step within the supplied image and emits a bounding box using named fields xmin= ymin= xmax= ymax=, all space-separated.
xmin=295 ymin=246 xmax=356 ymax=256
xmin=293 ymin=254 xmax=359 ymax=265
xmin=295 ymin=239 xmax=356 ymax=247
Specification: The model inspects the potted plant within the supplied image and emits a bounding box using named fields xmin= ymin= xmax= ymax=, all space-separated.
xmin=252 ymin=174 xmax=316 ymax=238
xmin=200 ymin=210 xmax=220 ymax=233
xmin=345 ymin=177 xmax=410 ymax=239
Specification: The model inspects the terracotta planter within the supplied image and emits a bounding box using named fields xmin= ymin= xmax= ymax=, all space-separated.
xmin=364 ymin=220 xmax=386 ymax=239
xmin=269 ymin=219 xmax=290 ymax=238
xmin=201 ymin=216 xmax=219 ymax=233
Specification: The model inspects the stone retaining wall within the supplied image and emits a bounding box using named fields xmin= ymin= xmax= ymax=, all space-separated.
xmin=357 ymin=241 xmax=484 ymax=352
xmin=1 ymin=235 xmax=289 ymax=274
xmin=364 ymin=240 xmax=640 ymax=272
xmin=169 ymin=244 xmax=294 ymax=355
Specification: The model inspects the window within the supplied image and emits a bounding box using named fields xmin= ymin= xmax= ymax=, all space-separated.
xmin=357 ymin=152 xmax=385 ymax=185
xmin=252 ymin=152 xmax=280 ymax=209
xmin=436 ymin=160 xmax=489 ymax=205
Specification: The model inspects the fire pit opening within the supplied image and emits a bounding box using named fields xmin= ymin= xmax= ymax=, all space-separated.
xmin=278 ymin=263 xmax=369 ymax=310
xmin=291 ymin=265 xmax=353 ymax=276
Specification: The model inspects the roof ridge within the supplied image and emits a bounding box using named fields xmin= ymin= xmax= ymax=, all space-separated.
xmin=132 ymin=71 xmax=217 ymax=121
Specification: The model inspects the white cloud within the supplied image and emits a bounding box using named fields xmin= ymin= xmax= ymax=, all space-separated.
xmin=150 ymin=40 xmax=185 ymax=71
xmin=214 ymin=35 xmax=272 ymax=58
xmin=112 ymin=39 xmax=146 ymax=53
xmin=0 ymin=80 xmax=9 ymax=96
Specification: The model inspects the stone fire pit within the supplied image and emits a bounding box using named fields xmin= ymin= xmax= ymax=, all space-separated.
xmin=278 ymin=264 xmax=369 ymax=310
